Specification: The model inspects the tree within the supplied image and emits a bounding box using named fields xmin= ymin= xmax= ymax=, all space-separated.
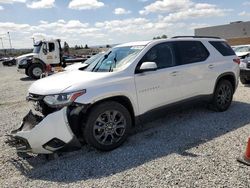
xmin=63 ymin=41 xmax=69 ymax=54
xmin=106 ymin=44 xmax=111 ymax=48
xmin=161 ymin=34 xmax=167 ymax=39
xmin=153 ymin=34 xmax=168 ymax=40
xmin=84 ymin=44 xmax=89 ymax=49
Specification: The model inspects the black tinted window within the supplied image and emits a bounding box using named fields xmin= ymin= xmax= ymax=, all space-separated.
xmin=174 ymin=41 xmax=209 ymax=65
xmin=48 ymin=43 xmax=55 ymax=52
xmin=140 ymin=43 xmax=175 ymax=69
xmin=209 ymin=41 xmax=235 ymax=56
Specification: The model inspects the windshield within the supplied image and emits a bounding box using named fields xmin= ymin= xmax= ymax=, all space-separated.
xmin=86 ymin=45 xmax=145 ymax=72
xmin=33 ymin=41 xmax=42 ymax=53
xmin=82 ymin=53 xmax=103 ymax=65
xmin=234 ymin=46 xmax=250 ymax=53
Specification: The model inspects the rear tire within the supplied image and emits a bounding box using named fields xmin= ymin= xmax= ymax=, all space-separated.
xmin=240 ymin=76 xmax=250 ymax=85
xmin=210 ymin=80 xmax=233 ymax=112
xmin=83 ymin=101 xmax=132 ymax=151
xmin=28 ymin=64 xmax=44 ymax=79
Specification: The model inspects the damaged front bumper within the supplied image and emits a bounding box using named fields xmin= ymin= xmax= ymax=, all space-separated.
xmin=6 ymin=107 xmax=81 ymax=154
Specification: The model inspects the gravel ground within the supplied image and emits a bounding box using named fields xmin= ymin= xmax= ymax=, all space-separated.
xmin=0 ymin=64 xmax=249 ymax=188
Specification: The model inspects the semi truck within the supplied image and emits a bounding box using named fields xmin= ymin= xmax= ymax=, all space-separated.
xmin=16 ymin=39 xmax=85 ymax=79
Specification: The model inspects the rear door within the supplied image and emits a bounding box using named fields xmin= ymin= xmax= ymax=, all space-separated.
xmin=172 ymin=40 xmax=211 ymax=99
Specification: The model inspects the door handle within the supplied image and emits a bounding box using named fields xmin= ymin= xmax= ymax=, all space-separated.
xmin=170 ymin=71 xmax=179 ymax=76
xmin=208 ymin=64 xmax=214 ymax=69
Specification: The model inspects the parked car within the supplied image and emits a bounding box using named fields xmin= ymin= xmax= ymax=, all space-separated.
xmin=2 ymin=57 xmax=16 ymax=66
xmin=232 ymin=45 xmax=250 ymax=84
xmin=7 ymin=36 xmax=239 ymax=154
xmin=239 ymin=56 xmax=250 ymax=84
xmin=233 ymin=45 xmax=250 ymax=59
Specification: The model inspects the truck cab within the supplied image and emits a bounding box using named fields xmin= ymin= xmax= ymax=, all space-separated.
xmin=17 ymin=39 xmax=62 ymax=79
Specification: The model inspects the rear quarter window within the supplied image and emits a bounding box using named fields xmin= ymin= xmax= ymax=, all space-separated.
xmin=209 ymin=41 xmax=235 ymax=56
xmin=174 ymin=41 xmax=209 ymax=65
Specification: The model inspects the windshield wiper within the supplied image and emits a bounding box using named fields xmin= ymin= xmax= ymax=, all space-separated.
xmin=109 ymin=53 xmax=117 ymax=72
xmin=93 ymin=51 xmax=112 ymax=72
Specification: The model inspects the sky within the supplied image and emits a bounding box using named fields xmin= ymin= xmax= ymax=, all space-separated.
xmin=0 ymin=0 xmax=249 ymax=49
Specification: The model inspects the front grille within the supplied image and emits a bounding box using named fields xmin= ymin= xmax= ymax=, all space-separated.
xmin=247 ymin=63 xmax=250 ymax=69
xmin=27 ymin=93 xmax=57 ymax=116
xmin=27 ymin=93 xmax=44 ymax=101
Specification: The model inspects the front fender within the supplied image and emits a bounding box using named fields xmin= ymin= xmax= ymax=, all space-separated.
xmin=75 ymin=89 xmax=139 ymax=116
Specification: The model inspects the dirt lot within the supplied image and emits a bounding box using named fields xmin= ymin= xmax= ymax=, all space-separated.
xmin=0 ymin=64 xmax=249 ymax=188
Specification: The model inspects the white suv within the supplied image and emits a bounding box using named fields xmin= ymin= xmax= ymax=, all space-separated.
xmin=7 ymin=37 xmax=240 ymax=154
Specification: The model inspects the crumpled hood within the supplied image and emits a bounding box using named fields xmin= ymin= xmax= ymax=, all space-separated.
xmin=29 ymin=70 xmax=111 ymax=95
xmin=64 ymin=63 xmax=88 ymax=71
xmin=236 ymin=52 xmax=250 ymax=58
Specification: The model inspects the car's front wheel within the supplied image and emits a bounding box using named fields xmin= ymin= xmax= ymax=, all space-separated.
xmin=83 ymin=101 xmax=132 ymax=151
xmin=210 ymin=80 xmax=233 ymax=112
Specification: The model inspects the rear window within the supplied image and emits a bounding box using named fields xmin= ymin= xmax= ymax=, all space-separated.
xmin=209 ymin=41 xmax=235 ymax=56
xmin=174 ymin=41 xmax=209 ymax=65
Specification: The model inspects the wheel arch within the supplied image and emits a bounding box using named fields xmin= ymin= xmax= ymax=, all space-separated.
xmin=32 ymin=58 xmax=46 ymax=70
xmin=85 ymin=95 xmax=136 ymax=127
xmin=214 ymin=72 xmax=237 ymax=93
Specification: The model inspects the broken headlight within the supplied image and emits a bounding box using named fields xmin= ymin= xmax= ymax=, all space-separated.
xmin=43 ymin=90 xmax=86 ymax=108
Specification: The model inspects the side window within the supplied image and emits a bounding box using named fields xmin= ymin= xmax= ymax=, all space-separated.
xmin=48 ymin=43 xmax=55 ymax=52
xmin=209 ymin=41 xmax=235 ymax=56
xmin=175 ymin=41 xmax=209 ymax=65
xmin=139 ymin=42 xmax=175 ymax=70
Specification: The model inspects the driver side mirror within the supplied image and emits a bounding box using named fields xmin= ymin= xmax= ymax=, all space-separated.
xmin=138 ymin=62 xmax=157 ymax=73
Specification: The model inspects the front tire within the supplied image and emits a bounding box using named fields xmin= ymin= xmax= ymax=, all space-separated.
xmin=83 ymin=101 xmax=132 ymax=151
xmin=27 ymin=64 xmax=44 ymax=79
xmin=210 ymin=80 xmax=233 ymax=112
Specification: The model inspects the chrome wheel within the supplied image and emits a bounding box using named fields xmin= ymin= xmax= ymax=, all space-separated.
xmin=216 ymin=84 xmax=231 ymax=106
xmin=32 ymin=67 xmax=42 ymax=77
xmin=93 ymin=110 xmax=126 ymax=145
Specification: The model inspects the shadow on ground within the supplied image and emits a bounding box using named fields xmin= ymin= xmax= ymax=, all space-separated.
xmin=9 ymin=100 xmax=250 ymax=183
xmin=20 ymin=77 xmax=34 ymax=81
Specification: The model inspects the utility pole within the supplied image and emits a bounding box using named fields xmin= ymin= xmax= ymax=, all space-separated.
xmin=7 ymin=32 xmax=12 ymax=49
xmin=0 ymin=37 xmax=6 ymax=56
xmin=0 ymin=37 xmax=4 ymax=49
xmin=7 ymin=32 xmax=12 ymax=56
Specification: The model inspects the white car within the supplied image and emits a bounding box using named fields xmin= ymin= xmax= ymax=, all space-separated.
xmin=232 ymin=45 xmax=250 ymax=84
xmin=233 ymin=45 xmax=250 ymax=58
xmin=7 ymin=37 xmax=239 ymax=154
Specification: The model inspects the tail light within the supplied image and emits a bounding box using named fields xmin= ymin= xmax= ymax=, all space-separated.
xmin=233 ymin=58 xmax=240 ymax=64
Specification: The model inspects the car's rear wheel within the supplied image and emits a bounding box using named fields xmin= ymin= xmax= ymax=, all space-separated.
xmin=240 ymin=76 xmax=250 ymax=85
xmin=210 ymin=80 xmax=233 ymax=112
xmin=28 ymin=64 xmax=43 ymax=79
xmin=83 ymin=101 xmax=132 ymax=151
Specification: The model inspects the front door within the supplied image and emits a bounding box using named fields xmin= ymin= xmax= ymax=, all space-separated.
xmin=134 ymin=42 xmax=183 ymax=114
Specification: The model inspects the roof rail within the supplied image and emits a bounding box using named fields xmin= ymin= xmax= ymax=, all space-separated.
xmin=172 ymin=36 xmax=221 ymax=39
